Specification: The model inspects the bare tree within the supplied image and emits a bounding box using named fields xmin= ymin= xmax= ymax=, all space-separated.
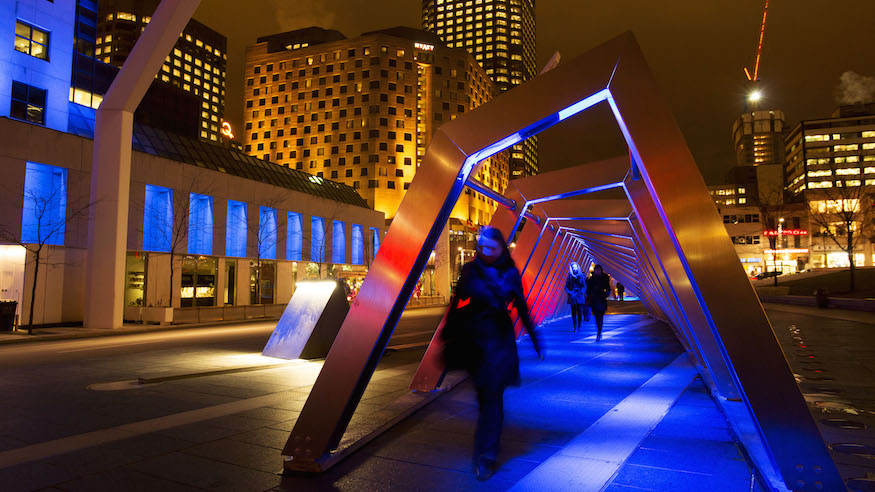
xmin=804 ymin=178 xmax=874 ymax=292
xmin=0 ymin=177 xmax=93 ymax=334
xmin=138 ymin=172 xmax=214 ymax=307
xmin=247 ymin=194 xmax=284 ymax=304
xmin=299 ymin=201 xmax=344 ymax=280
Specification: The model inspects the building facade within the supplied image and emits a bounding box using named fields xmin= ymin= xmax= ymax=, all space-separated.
xmin=422 ymin=0 xmax=538 ymax=178
xmin=0 ymin=117 xmax=385 ymax=326
xmin=92 ymin=0 xmax=228 ymax=142
xmin=243 ymin=26 xmax=508 ymax=225
xmin=784 ymin=104 xmax=875 ymax=268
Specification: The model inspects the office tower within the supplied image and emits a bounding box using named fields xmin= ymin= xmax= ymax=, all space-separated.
xmin=732 ymin=109 xmax=786 ymax=168
xmin=92 ymin=0 xmax=228 ymax=142
xmin=423 ymin=0 xmax=538 ymax=177
xmin=244 ymin=26 xmax=508 ymax=223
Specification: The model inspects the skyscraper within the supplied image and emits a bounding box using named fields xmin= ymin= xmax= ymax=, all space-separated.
xmin=91 ymin=0 xmax=228 ymax=142
xmin=422 ymin=0 xmax=538 ymax=178
xmin=731 ymin=109 xmax=786 ymax=168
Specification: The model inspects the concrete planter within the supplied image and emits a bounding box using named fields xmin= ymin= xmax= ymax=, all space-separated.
xmin=125 ymin=306 xmax=174 ymax=325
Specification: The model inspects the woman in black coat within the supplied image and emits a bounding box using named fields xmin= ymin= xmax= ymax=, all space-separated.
xmin=585 ymin=264 xmax=611 ymax=341
xmin=443 ymin=226 xmax=542 ymax=480
xmin=565 ymin=262 xmax=588 ymax=332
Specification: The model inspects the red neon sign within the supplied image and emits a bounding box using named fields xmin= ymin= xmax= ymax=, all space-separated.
xmin=762 ymin=229 xmax=807 ymax=236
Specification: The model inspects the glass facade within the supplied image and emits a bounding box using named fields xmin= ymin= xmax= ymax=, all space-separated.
xmin=180 ymin=256 xmax=217 ymax=307
xmin=226 ymin=200 xmax=247 ymax=257
xmin=143 ymin=184 xmax=173 ymax=252
xmin=21 ymin=162 xmax=67 ymax=245
xmin=188 ymin=193 xmax=213 ymax=255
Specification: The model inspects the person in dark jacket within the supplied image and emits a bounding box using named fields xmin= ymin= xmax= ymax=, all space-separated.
xmin=585 ymin=264 xmax=611 ymax=341
xmin=444 ymin=226 xmax=542 ymax=480
xmin=565 ymin=262 xmax=588 ymax=332
xmin=616 ymin=282 xmax=625 ymax=301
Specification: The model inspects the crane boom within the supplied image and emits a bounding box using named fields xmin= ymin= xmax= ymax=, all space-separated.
xmin=746 ymin=0 xmax=769 ymax=81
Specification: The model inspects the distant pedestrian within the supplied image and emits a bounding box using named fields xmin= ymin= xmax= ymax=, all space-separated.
xmin=565 ymin=262 xmax=587 ymax=332
xmin=616 ymin=282 xmax=625 ymax=301
xmin=441 ymin=226 xmax=543 ymax=480
xmin=586 ymin=265 xmax=611 ymax=341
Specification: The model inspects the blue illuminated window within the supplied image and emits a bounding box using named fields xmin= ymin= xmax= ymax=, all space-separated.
xmin=311 ymin=216 xmax=325 ymax=263
xmin=143 ymin=184 xmax=173 ymax=252
xmin=188 ymin=193 xmax=213 ymax=255
xmin=226 ymin=200 xmax=247 ymax=257
xmin=332 ymin=220 xmax=346 ymax=264
xmin=21 ymin=162 xmax=67 ymax=245
xmin=370 ymin=227 xmax=381 ymax=259
xmin=259 ymin=206 xmax=277 ymax=260
xmin=351 ymin=224 xmax=364 ymax=265
xmin=287 ymin=212 xmax=303 ymax=261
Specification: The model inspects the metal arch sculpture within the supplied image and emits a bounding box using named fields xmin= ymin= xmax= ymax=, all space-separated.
xmin=285 ymin=33 xmax=843 ymax=491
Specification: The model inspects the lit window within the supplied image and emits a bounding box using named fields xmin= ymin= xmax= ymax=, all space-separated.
xmin=143 ymin=184 xmax=173 ymax=252
xmin=332 ymin=220 xmax=346 ymax=264
xmin=287 ymin=212 xmax=303 ymax=261
xmin=226 ymin=200 xmax=247 ymax=257
xmin=351 ymin=224 xmax=364 ymax=265
xmin=21 ymin=162 xmax=67 ymax=245
xmin=188 ymin=193 xmax=213 ymax=255
xmin=259 ymin=206 xmax=278 ymax=260
xmin=14 ymin=21 xmax=49 ymax=60
xmin=311 ymin=216 xmax=325 ymax=262
xmin=370 ymin=227 xmax=381 ymax=259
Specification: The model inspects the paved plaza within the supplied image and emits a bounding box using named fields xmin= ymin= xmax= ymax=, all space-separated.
xmin=0 ymin=303 xmax=872 ymax=491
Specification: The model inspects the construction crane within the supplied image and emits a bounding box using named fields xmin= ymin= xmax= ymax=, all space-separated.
xmin=744 ymin=0 xmax=769 ymax=105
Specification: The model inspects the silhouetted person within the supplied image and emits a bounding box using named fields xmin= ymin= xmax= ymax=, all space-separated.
xmin=616 ymin=282 xmax=625 ymax=301
xmin=442 ymin=226 xmax=542 ymax=480
xmin=586 ymin=265 xmax=611 ymax=341
xmin=565 ymin=262 xmax=587 ymax=332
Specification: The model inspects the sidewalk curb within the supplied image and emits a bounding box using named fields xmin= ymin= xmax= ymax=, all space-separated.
xmin=0 ymin=317 xmax=281 ymax=346
xmin=0 ymin=303 xmax=450 ymax=346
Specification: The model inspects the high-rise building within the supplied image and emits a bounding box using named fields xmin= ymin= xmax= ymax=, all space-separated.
xmin=91 ymin=0 xmax=228 ymax=142
xmin=243 ymin=26 xmax=508 ymax=224
xmin=785 ymin=103 xmax=875 ymax=196
xmin=731 ymin=109 xmax=786 ymax=167
xmin=422 ymin=0 xmax=538 ymax=178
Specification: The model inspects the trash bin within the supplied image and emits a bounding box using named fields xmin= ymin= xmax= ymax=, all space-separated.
xmin=814 ymin=288 xmax=829 ymax=309
xmin=0 ymin=301 xmax=17 ymax=331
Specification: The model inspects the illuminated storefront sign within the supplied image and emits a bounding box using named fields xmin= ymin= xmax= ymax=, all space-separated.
xmin=762 ymin=229 xmax=808 ymax=236
xmin=221 ymin=121 xmax=233 ymax=139
xmin=414 ymin=42 xmax=434 ymax=51
xmin=740 ymin=257 xmax=761 ymax=263
xmin=764 ymin=248 xmax=808 ymax=254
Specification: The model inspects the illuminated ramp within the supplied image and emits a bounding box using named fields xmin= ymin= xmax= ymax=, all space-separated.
xmin=284 ymin=32 xmax=842 ymax=492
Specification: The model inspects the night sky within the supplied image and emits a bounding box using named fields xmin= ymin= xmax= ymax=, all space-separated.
xmin=194 ymin=1 xmax=875 ymax=184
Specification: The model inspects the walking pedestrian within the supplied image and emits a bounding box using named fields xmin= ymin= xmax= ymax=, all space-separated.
xmin=616 ymin=282 xmax=625 ymax=301
xmin=586 ymin=264 xmax=611 ymax=341
xmin=565 ymin=262 xmax=587 ymax=332
xmin=441 ymin=226 xmax=543 ymax=480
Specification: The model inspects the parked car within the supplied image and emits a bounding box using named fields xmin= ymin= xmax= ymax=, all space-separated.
xmin=754 ymin=270 xmax=782 ymax=280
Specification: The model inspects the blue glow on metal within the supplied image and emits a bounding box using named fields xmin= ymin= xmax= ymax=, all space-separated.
xmin=552 ymin=217 xmax=630 ymax=222
xmin=188 ymin=193 xmax=213 ymax=255
xmin=527 ymin=182 xmax=625 ymax=205
xmin=557 ymin=88 xmax=611 ymax=121
xmin=21 ymin=162 xmax=67 ymax=246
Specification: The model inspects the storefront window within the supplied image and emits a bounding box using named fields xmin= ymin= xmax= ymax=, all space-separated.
xmin=125 ymin=252 xmax=146 ymax=306
xmin=180 ymin=256 xmax=217 ymax=307
xmin=250 ymin=260 xmax=276 ymax=304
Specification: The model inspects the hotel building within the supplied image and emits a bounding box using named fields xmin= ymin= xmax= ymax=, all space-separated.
xmin=243 ymin=26 xmax=508 ymax=225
